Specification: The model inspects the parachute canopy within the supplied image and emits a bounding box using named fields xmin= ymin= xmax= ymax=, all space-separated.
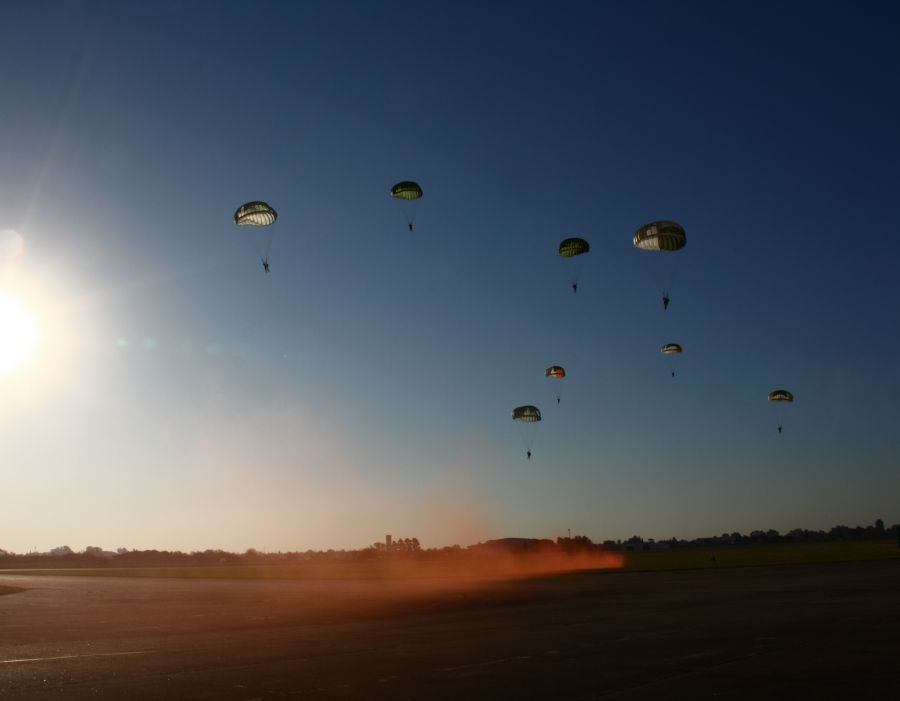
xmin=768 ymin=390 xmax=794 ymax=402
xmin=633 ymin=221 xmax=686 ymax=251
xmin=545 ymin=366 xmax=566 ymax=378
xmin=512 ymin=405 xmax=542 ymax=422
xmin=559 ymin=238 xmax=590 ymax=258
xmin=660 ymin=343 xmax=683 ymax=355
xmin=390 ymin=181 xmax=423 ymax=201
xmin=234 ymin=201 xmax=277 ymax=227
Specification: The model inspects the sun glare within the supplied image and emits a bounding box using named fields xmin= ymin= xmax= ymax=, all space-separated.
xmin=0 ymin=291 xmax=39 ymax=375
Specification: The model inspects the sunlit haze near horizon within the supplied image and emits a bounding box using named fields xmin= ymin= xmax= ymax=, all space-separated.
xmin=1 ymin=1 xmax=899 ymax=554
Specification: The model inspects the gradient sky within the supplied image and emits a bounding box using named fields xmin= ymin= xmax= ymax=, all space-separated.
xmin=1 ymin=1 xmax=898 ymax=553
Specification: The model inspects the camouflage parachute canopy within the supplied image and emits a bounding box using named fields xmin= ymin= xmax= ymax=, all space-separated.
xmin=234 ymin=201 xmax=277 ymax=227
xmin=768 ymin=390 xmax=794 ymax=402
xmin=390 ymin=181 xmax=423 ymax=200
xmin=633 ymin=220 xmax=686 ymax=251
xmin=545 ymin=366 xmax=566 ymax=378
xmin=660 ymin=343 xmax=683 ymax=355
xmin=512 ymin=405 xmax=542 ymax=422
xmin=558 ymin=237 xmax=590 ymax=258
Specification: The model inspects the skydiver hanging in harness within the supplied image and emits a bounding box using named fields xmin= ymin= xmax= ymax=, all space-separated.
xmin=408 ymin=222 xmax=414 ymax=232
xmin=526 ymin=450 xmax=532 ymax=460
xmin=572 ymin=283 xmax=578 ymax=293
xmin=777 ymin=424 xmax=783 ymax=434
xmin=662 ymin=293 xmax=670 ymax=310
xmin=262 ymin=257 xmax=270 ymax=274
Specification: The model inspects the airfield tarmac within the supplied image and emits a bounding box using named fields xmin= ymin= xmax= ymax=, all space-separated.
xmin=1 ymin=559 xmax=898 ymax=700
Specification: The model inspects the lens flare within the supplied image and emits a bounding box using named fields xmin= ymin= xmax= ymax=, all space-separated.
xmin=0 ymin=291 xmax=39 ymax=375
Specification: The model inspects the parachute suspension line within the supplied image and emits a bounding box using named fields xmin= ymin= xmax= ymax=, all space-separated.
xmin=390 ymin=181 xmax=423 ymax=232
xmin=558 ymin=237 xmax=589 ymax=295
xmin=234 ymin=201 xmax=277 ymax=271
xmin=392 ymin=198 xmax=418 ymax=232
xmin=660 ymin=343 xmax=682 ymax=381
xmin=768 ymin=389 xmax=793 ymax=434
xmin=512 ymin=405 xmax=541 ymax=459
xmin=663 ymin=265 xmax=680 ymax=308
xmin=633 ymin=221 xmax=685 ymax=312
xmin=545 ymin=366 xmax=566 ymax=407
xmin=260 ymin=230 xmax=274 ymax=263
xmin=242 ymin=230 xmax=274 ymax=271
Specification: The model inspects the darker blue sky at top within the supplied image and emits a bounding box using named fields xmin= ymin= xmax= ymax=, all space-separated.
xmin=1 ymin=1 xmax=899 ymax=538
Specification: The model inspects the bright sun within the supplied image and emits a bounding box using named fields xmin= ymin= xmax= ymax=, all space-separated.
xmin=0 ymin=291 xmax=39 ymax=375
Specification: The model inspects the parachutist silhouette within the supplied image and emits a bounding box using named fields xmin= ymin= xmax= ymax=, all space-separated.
xmin=262 ymin=258 xmax=270 ymax=274
xmin=408 ymin=222 xmax=413 ymax=232
xmin=572 ymin=282 xmax=578 ymax=293
xmin=526 ymin=450 xmax=532 ymax=460
xmin=557 ymin=397 xmax=561 ymax=404
xmin=662 ymin=293 xmax=670 ymax=310
xmin=777 ymin=425 xmax=783 ymax=434
xmin=671 ymin=371 xmax=675 ymax=378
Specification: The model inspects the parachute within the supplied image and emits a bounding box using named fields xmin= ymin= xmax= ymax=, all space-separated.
xmin=512 ymin=405 xmax=542 ymax=422
xmin=390 ymin=181 xmax=423 ymax=201
xmin=234 ymin=201 xmax=277 ymax=268
xmin=512 ymin=405 xmax=541 ymax=458
xmin=633 ymin=221 xmax=686 ymax=251
xmin=545 ymin=366 xmax=566 ymax=404
xmin=558 ymin=238 xmax=590 ymax=292
xmin=234 ymin=201 xmax=277 ymax=227
xmin=390 ymin=181 xmax=423 ymax=231
xmin=633 ymin=221 xmax=686 ymax=308
xmin=660 ymin=343 xmax=682 ymax=377
xmin=558 ymin=238 xmax=590 ymax=258
xmin=768 ymin=390 xmax=794 ymax=433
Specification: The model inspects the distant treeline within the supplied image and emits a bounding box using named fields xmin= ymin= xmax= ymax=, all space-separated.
xmin=606 ymin=520 xmax=899 ymax=551
xmin=1 ymin=521 xmax=896 ymax=568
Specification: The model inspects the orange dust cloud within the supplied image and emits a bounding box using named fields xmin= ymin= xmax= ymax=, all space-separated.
xmin=373 ymin=545 xmax=625 ymax=581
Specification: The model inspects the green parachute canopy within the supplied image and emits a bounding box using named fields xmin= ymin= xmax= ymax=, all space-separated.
xmin=768 ymin=390 xmax=794 ymax=402
xmin=390 ymin=181 xmax=423 ymax=201
xmin=660 ymin=343 xmax=683 ymax=355
xmin=234 ymin=201 xmax=277 ymax=227
xmin=558 ymin=238 xmax=590 ymax=258
xmin=633 ymin=221 xmax=686 ymax=252
xmin=512 ymin=405 xmax=542 ymax=422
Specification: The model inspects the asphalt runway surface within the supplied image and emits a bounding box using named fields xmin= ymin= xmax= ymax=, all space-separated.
xmin=1 ymin=559 xmax=898 ymax=699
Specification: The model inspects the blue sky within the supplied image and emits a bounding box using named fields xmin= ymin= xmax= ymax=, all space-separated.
xmin=1 ymin=1 xmax=898 ymax=552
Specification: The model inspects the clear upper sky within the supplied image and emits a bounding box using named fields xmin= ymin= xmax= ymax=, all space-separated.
xmin=1 ymin=1 xmax=898 ymax=552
